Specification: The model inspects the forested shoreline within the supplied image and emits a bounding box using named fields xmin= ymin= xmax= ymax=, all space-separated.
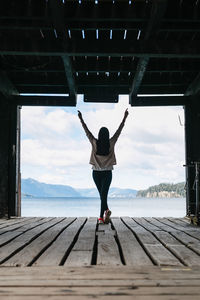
xmin=137 ymin=182 xmax=185 ymax=198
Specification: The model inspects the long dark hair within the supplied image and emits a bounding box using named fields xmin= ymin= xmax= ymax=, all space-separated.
xmin=96 ymin=127 xmax=110 ymax=156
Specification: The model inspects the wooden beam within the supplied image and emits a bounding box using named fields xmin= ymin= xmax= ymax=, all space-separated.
xmin=130 ymin=95 xmax=190 ymax=107
xmin=14 ymin=96 xmax=76 ymax=106
xmin=49 ymin=0 xmax=76 ymax=97
xmin=138 ymin=85 xmax=186 ymax=94
xmin=0 ymin=40 xmax=200 ymax=58
xmin=129 ymin=57 xmax=149 ymax=97
xmin=49 ymin=0 xmax=65 ymax=32
xmin=130 ymin=0 xmax=167 ymax=103
xmin=62 ymin=56 xmax=76 ymax=96
xmin=0 ymin=71 xmax=19 ymax=98
xmin=185 ymin=72 xmax=200 ymax=96
xmin=1 ymin=21 xmax=200 ymax=32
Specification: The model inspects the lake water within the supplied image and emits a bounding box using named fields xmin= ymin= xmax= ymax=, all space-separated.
xmin=22 ymin=197 xmax=186 ymax=217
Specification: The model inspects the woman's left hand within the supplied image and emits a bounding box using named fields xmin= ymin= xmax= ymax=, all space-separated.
xmin=124 ymin=108 xmax=129 ymax=119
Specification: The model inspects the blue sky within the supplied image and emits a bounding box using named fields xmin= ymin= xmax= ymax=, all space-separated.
xmin=21 ymin=95 xmax=185 ymax=190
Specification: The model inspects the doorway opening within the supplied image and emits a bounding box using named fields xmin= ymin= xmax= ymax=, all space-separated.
xmin=19 ymin=100 xmax=186 ymax=217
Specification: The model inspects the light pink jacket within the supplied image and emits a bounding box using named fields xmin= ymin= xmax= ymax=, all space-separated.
xmin=80 ymin=119 xmax=125 ymax=169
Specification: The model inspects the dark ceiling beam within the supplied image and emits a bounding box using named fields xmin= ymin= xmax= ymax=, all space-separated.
xmin=185 ymin=72 xmax=200 ymax=96
xmin=15 ymin=86 xmax=186 ymax=96
xmin=6 ymin=69 xmax=200 ymax=74
xmin=16 ymin=86 xmax=69 ymax=94
xmin=138 ymin=86 xmax=186 ymax=94
xmin=129 ymin=0 xmax=167 ymax=104
xmin=16 ymin=85 xmax=129 ymax=95
xmin=1 ymin=40 xmax=200 ymax=57
xmin=1 ymin=0 xmax=199 ymax=22
xmin=1 ymin=23 xmax=200 ymax=32
xmin=14 ymin=95 xmax=76 ymax=106
xmin=62 ymin=55 xmax=76 ymax=96
xmin=49 ymin=0 xmax=64 ymax=32
xmin=1 ymin=22 xmax=200 ymax=33
xmin=49 ymin=0 xmax=77 ymax=97
xmin=15 ymin=95 xmax=191 ymax=107
xmin=0 ymin=71 xmax=19 ymax=98
xmin=15 ymin=82 xmax=185 ymax=89
xmin=131 ymin=96 xmax=190 ymax=107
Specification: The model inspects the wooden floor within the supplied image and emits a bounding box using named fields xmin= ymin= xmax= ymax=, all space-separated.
xmin=0 ymin=216 xmax=200 ymax=299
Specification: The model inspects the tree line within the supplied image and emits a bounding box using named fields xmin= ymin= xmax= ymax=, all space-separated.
xmin=137 ymin=182 xmax=186 ymax=197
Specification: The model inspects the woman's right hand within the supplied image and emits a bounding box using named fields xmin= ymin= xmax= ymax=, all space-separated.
xmin=78 ymin=110 xmax=82 ymax=119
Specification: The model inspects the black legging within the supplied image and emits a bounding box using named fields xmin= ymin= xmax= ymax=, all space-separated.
xmin=92 ymin=170 xmax=112 ymax=218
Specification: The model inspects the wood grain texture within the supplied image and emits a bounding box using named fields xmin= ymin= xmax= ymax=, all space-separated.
xmin=65 ymin=217 xmax=96 ymax=266
xmin=3 ymin=218 xmax=75 ymax=266
xmin=122 ymin=217 xmax=182 ymax=266
xmin=112 ymin=218 xmax=153 ymax=266
xmin=0 ymin=217 xmax=199 ymax=272
xmin=34 ymin=218 xmax=85 ymax=266
xmin=0 ymin=265 xmax=199 ymax=299
xmin=97 ymin=223 xmax=121 ymax=265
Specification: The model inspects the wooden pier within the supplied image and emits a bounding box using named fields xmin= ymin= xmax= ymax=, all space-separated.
xmin=0 ymin=217 xmax=200 ymax=299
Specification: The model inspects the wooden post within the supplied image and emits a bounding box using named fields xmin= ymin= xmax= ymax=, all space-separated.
xmin=184 ymin=97 xmax=200 ymax=219
xmin=0 ymin=97 xmax=10 ymax=217
xmin=0 ymin=96 xmax=18 ymax=218
xmin=16 ymin=106 xmax=21 ymax=217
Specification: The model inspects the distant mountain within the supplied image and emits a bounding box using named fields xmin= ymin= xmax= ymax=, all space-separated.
xmin=136 ymin=182 xmax=185 ymax=198
xmin=21 ymin=178 xmax=81 ymax=197
xmin=21 ymin=178 xmax=137 ymax=198
xmin=77 ymin=187 xmax=137 ymax=198
xmin=109 ymin=188 xmax=137 ymax=198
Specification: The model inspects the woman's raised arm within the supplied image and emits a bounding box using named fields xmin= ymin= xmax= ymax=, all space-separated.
xmin=78 ymin=110 xmax=95 ymax=142
xmin=111 ymin=109 xmax=129 ymax=141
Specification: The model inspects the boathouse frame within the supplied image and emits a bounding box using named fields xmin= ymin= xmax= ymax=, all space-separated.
xmin=0 ymin=0 xmax=200 ymax=222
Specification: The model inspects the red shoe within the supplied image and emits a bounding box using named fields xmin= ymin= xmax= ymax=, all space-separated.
xmin=98 ymin=217 xmax=104 ymax=224
xmin=104 ymin=209 xmax=112 ymax=224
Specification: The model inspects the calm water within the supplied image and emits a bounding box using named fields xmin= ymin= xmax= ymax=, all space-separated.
xmin=22 ymin=197 xmax=186 ymax=217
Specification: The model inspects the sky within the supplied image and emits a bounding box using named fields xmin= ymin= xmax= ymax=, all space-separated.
xmin=21 ymin=95 xmax=185 ymax=190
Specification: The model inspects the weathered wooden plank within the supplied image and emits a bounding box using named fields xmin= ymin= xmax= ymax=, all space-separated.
xmin=138 ymin=220 xmax=200 ymax=266
xmin=2 ymin=218 xmax=75 ymax=267
xmin=156 ymin=218 xmax=200 ymax=236
xmin=70 ymin=218 xmax=97 ymax=251
xmin=170 ymin=231 xmax=200 ymax=251
xmin=0 ymin=217 xmax=36 ymax=232
xmin=167 ymin=218 xmax=194 ymax=228
xmin=144 ymin=244 xmax=182 ymax=266
xmin=0 ymin=218 xmax=26 ymax=227
xmin=1 ymin=265 xmax=200 ymax=280
xmin=0 ymin=278 xmax=200 ymax=287
xmin=161 ymin=218 xmax=200 ymax=240
xmin=137 ymin=218 xmax=200 ymax=266
xmin=146 ymin=218 xmax=200 ymax=250
xmin=122 ymin=217 xmax=182 ymax=266
xmin=1 ymin=296 xmax=200 ymax=300
xmin=145 ymin=218 xmax=179 ymax=232
xmin=112 ymin=218 xmax=153 ymax=266
xmin=97 ymin=223 xmax=121 ymax=265
xmin=0 ymin=286 xmax=199 ymax=296
xmin=0 ymin=218 xmax=61 ymax=264
xmin=134 ymin=218 xmax=162 ymax=232
xmin=65 ymin=217 xmax=96 ymax=266
xmin=168 ymin=245 xmax=200 ymax=266
xmin=34 ymin=218 xmax=86 ymax=266
xmin=134 ymin=218 xmax=183 ymax=247
xmin=0 ymin=218 xmax=45 ymax=246
xmin=153 ymin=231 xmax=182 ymax=246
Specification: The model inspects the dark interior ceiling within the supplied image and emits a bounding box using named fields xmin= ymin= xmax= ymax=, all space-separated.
xmin=0 ymin=0 xmax=200 ymax=106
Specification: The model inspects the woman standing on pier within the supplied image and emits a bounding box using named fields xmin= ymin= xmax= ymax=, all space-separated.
xmin=78 ymin=109 xmax=129 ymax=224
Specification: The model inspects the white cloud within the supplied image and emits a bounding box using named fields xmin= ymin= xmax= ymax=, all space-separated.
xmin=21 ymin=99 xmax=185 ymax=189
